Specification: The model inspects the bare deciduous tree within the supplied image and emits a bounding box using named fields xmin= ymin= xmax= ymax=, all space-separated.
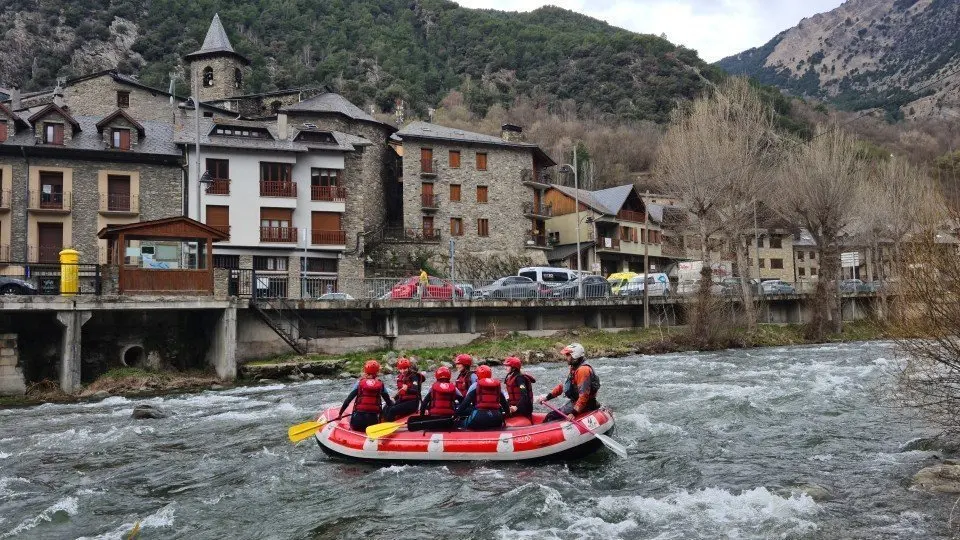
xmin=775 ymin=126 xmax=865 ymax=339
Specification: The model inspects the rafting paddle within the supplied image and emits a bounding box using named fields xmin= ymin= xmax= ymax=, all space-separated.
xmin=288 ymin=414 xmax=346 ymax=443
xmin=540 ymin=401 xmax=628 ymax=458
xmin=365 ymin=421 xmax=406 ymax=439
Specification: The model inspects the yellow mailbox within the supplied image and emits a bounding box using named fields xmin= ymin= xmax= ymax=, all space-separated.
xmin=59 ymin=248 xmax=80 ymax=296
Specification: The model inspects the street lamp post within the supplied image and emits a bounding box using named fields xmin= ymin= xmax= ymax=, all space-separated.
xmin=559 ymin=146 xmax=583 ymax=299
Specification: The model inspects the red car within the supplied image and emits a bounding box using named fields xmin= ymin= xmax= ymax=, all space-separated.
xmin=388 ymin=275 xmax=464 ymax=299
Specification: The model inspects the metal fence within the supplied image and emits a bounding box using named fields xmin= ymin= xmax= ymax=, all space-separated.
xmin=0 ymin=263 xmax=102 ymax=295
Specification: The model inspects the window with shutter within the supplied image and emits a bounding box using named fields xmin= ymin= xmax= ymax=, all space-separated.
xmin=477 ymin=218 xmax=489 ymax=237
xmin=476 ymin=152 xmax=487 ymax=171
xmin=450 ymin=218 xmax=463 ymax=236
xmin=449 ymin=150 xmax=460 ymax=168
xmin=112 ymin=128 xmax=131 ymax=150
xmin=476 ymin=186 xmax=488 ymax=203
xmin=450 ymin=184 xmax=461 ymax=202
xmin=117 ymin=91 xmax=130 ymax=108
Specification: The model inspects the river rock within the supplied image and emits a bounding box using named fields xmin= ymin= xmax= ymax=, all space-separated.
xmin=131 ymin=404 xmax=170 ymax=420
xmin=210 ymin=384 xmax=225 ymax=390
xmin=257 ymin=379 xmax=276 ymax=384
xmin=90 ymin=390 xmax=111 ymax=400
xmin=287 ymin=373 xmax=303 ymax=382
xmin=791 ymin=483 xmax=833 ymax=501
xmin=304 ymin=373 xmax=315 ymax=380
xmin=911 ymin=463 xmax=960 ymax=493
xmin=900 ymin=436 xmax=960 ymax=454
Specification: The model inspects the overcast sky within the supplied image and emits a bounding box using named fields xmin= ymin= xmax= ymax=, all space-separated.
xmin=455 ymin=0 xmax=846 ymax=62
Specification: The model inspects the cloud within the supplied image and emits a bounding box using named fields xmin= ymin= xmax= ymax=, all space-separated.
xmin=454 ymin=0 xmax=845 ymax=62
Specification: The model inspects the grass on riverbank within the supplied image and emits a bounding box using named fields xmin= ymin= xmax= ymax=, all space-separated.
xmin=245 ymin=320 xmax=887 ymax=377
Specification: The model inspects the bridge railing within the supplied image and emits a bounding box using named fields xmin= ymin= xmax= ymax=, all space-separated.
xmin=0 ymin=262 xmax=102 ymax=295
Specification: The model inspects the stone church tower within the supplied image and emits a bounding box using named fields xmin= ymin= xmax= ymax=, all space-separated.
xmin=184 ymin=14 xmax=250 ymax=103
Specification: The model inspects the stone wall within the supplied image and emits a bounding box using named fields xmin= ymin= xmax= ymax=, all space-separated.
xmin=190 ymin=57 xmax=247 ymax=103
xmin=0 ymin=333 xmax=25 ymax=396
xmin=64 ymin=75 xmax=178 ymax=123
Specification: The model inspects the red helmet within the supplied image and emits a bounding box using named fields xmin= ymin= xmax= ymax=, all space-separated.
xmin=476 ymin=365 xmax=493 ymax=379
xmin=396 ymin=358 xmax=411 ymax=370
xmin=435 ymin=366 xmax=452 ymax=381
xmin=455 ymin=354 xmax=473 ymax=367
xmin=363 ymin=360 xmax=380 ymax=375
xmin=504 ymin=356 xmax=522 ymax=369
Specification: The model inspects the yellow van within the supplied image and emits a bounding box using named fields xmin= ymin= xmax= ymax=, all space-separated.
xmin=607 ymin=272 xmax=639 ymax=295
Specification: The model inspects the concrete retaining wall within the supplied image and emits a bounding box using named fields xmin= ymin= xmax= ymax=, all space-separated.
xmin=0 ymin=334 xmax=25 ymax=396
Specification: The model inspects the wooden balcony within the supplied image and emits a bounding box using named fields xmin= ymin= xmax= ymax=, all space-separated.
xmin=206 ymin=178 xmax=231 ymax=195
xmin=311 ymin=229 xmax=347 ymax=245
xmin=28 ymin=191 xmax=71 ymax=213
xmin=617 ymin=209 xmax=645 ymax=223
xmin=260 ymin=180 xmax=297 ymax=198
xmin=522 ymin=201 xmax=553 ymax=218
xmin=596 ymin=237 xmax=621 ymax=252
xmin=421 ymin=193 xmax=440 ymax=211
xmin=29 ymin=245 xmax=63 ymax=263
xmin=0 ymin=190 xmax=9 ymax=212
xmin=260 ymin=226 xmax=298 ymax=243
xmin=209 ymin=224 xmax=231 ymax=239
xmin=521 ymin=168 xmax=552 ymax=188
xmin=311 ymin=185 xmax=346 ymax=202
xmin=420 ymin=158 xmax=438 ymax=178
xmin=99 ymin=193 xmax=139 ymax=215
xmin=525 ymin=232 xmax=548 ymax=248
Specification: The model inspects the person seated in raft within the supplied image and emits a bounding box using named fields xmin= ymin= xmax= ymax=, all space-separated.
xmin=453 ymin=353 xmax=479 ymax=416
xmin=339 ymin=360 xmax=394 ymax=432
xmin=419 ymin=366 xmax=463 ymax=417
xmin=383 ymin=357 xmax=426 ymax=421
xmin=503 ymin=356 xmax=536 ymax=422
xmin=540 ymin=343 xmax=601 ymax=422
xmin=456 ymin=365 xmax=509 ymax=430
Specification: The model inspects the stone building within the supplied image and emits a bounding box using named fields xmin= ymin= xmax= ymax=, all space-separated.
xmin=392 ymin=121 xmax=555 ymax=269
xmin=0 ymin=92 xmax=183 ymax=268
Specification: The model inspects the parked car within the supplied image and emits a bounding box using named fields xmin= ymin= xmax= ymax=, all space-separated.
xmin=607 ymin=272 xmax=639 ymax=295
xmin=550 ymin=275 xmax=611 ymax=299
xmin=760 ymin=280 xmax=796 ymax=295
xmin=840 ymin=279 xmax=878 ymax=293
xmin=386 ymin=275 xmax=464 ymax=300
xmin=719 ymin=277 xmax=761 ymax=296
xmin=677 ymin=279 xmax=724 ymax=295
xmin=473 ymin=276 xmax=542 ymax=299
xmin=318 ymin=292 xmax=355 ymax=301
xmin=0 ymin=277 xmax=38 ymax=296
xmin=517 ymin=267 xmax=577 ymax=288
xmin=619 ymin=273 xmax=671 ymax=297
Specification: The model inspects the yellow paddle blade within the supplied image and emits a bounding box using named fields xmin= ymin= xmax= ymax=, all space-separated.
xmin=365 ymin=421 xmax=405 ymax=440
xmin=288 ymin=419 xmax=328 ymax=443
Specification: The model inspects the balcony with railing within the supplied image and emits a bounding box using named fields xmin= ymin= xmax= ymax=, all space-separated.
xmin=382 ymin=227 xmax=441 ymax=243
xmin=99 ymin=193 xmax=140 ymax=214
xmin=206 ymin=178 xmax=231 ymax=195
xmin=521 ymin=168 xmax=552 ymax=188
xmin=525 ymin=231 xmax=548 ymax=248
xmin=260 ymin=180 xmax=297 ymax=198
xmin=522 ymin=201 xmax=553 ymax=218
xmin=208 ymin=224 xmax=231 ymax=239
xmin=260 ymin=226 xmax=298 ymax=243
xmin=311 ymin=229 xmax=347 ymax=246
xmin=311 ymin=185 xmax=346 ymax=202
xmin=596 ymin=237 xmax=621 ymax=252
xmin=617 ymin=209 xmax=645 ymax=223
xmin=28 ymin=191 xmax=71 ymax=212
xmin=0 ymin=190 xmax=10 ymax=212
xmin=421 ymin=193 xmax=440 ymax=211
xmin=420 ymin=158 xmax=438 ymax=178
xmin=28 ymin=245 xmax=63 ymax=263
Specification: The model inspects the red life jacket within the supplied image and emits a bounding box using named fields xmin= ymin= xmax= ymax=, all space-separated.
xmin=455 ymin=369 xmax=473 ymax=396
xmin=428 ymin=381 xmax=457 ymax=416
xmin=475 ymin=377 xmax=503 ymax=411
xmin=396 ymin=370 xmax=423 ymax=402
xmin=354 ymin=378 xmax=384 ymax=414
xmin=505 ymin=372 xmax=535 ymax=407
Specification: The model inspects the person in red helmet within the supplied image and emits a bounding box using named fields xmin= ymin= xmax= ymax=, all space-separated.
xmin=540 ymin=343 xmax=601 ymax=422
xmin=503 ymin=356 xmax=536 ymax=421
xmin=339 ymin=360 xmax=393 ymax=432
xmin=453 ymin=353 xmax=478 ymax=396
xmin=419 ymin=366 xmax=463 ymax=417
xmin=456 ymin=364 xmax=509 ymax=430
xmin=383 ymin=357 xmax=426 ymax=421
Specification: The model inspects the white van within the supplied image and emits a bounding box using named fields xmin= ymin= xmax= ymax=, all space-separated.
xmin=518 ymin=267 xmax=577 ymax=287
xmin=619 ymin=273 xmax=671 ymax=297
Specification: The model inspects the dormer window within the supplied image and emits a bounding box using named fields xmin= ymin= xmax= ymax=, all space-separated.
xmin=117 ymin=91 xmax=130 ymax=108
xmin=295 ymin=131 xmax=336 ymax=144
xmin=44 ymin=123 xmax=64 ymax=145
xmin=213 ymin=125 xmax=271 ymax=139
xmin=203 ymin=67 xmax=214 ymax=87
xmin=112 ymin=128 xmax=131 ymax=150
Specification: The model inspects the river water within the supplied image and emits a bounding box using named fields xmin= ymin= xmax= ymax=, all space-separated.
xmin=0 ymin=342 xmax=952 ymax=539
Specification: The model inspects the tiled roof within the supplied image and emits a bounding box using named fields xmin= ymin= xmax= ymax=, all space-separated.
xmin=396 ymin=121 xmax=555 ymax=165
xmin=28 ymin=103 xmax=81 ymax=130
xmin=185 ymin=14 xmax=248 ymax=63
xmin=547 ymin=241 xmax=594 ymax=263
xmin=173 ymin=118 xmax=365 ymax=153
xmin=592 ymin=185 xmax=634 ymax=216
xmin=552 ymin=185 xmax=615 ymax=214
xmin=95 ymin=109 xmax=145 ymax=136
xmin=1 ymin=115 xmax=178 ymax=156
xmin=552 ymin=183 xmax=663 ymax=224
xmin=282 ymin=93 xmax=384 ymax=125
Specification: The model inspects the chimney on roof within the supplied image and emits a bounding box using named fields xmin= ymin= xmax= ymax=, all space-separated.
xmin=10 ymin=85 xmax=20 ymax=110
xmin=277 ymin=112 xmax=288 ymax=140
xmin=501 ymin=123 xmax=524 ymax=142
xmin=53 ymin=77 xmax=65 ymax=108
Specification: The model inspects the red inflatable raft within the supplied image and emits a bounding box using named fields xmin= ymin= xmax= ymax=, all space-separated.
xmin=313 ymin=406 xmax=616 ymax=461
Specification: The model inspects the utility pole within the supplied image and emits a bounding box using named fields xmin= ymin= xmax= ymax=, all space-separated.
xmin=193 ymin=71 xmax=202 ymax=223
xmin=643 ymin=194 xmax=650 ymax=328
xmin=573 ymin=145 xmax=583 ymax=299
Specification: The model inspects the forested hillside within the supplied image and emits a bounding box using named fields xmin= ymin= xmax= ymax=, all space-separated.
xmin=0 ymin=0 xmax=722 ymax=123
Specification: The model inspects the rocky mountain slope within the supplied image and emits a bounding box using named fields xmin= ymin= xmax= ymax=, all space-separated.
xmin=0 ymin=0 xmax=721 ymax=123
xmin=717 ymin=0 xmax=960 ymax=120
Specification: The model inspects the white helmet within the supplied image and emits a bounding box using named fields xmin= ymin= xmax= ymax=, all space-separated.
xmin=561 ymin=343 xmax=585 ymax=360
